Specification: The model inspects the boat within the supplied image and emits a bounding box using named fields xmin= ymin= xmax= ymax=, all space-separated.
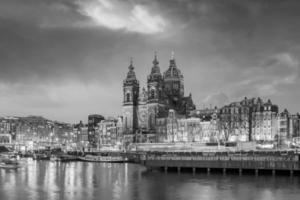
xmin=50 ymin=154 xmax=61 ymax=162
xmin=50 ymin=154 xmax=78 ymax=162
xmin=78 ymin=154 xmax=128 ymax=163
xmin=33 ymin=153 xmax=50 ymax=160
xmin=0 ymin=158 xmax=22 ymax=170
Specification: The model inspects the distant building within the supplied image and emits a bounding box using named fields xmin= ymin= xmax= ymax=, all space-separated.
xmin=189 ymin=107 xmax=217 ymax=121
xmin=88 ymin=114 xmax=104 ymax=147
xmin=0 ymin=117 xmax=18 ymax=140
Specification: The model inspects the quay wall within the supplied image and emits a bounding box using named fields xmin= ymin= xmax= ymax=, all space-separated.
xmin=144 ymin=159 xmax=300 ymax=171
xmin=142 ymin=152 xmax=300 ymax=172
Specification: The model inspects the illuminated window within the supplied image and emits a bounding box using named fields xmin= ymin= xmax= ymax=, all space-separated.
xmin=126 ymin=93 xmax=130 ymax=102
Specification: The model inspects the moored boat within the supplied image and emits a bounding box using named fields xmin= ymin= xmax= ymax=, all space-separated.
xmin=33 ymin=153 xmax=50 ymax=160
xmin=50 ymin=154 xmax=78 ymax=162
xmin=0 ymin=158 xmax=22 ymax=170
xmin=78 ymin=154 xmax=128 ymax=163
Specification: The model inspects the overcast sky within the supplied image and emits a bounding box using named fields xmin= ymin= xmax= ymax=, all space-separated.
xmin=0 ymin=0 xmax=300 ymax=123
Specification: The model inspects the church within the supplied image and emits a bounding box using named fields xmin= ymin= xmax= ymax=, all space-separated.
xmin=122 ymin=52 xmax=196 ymax=141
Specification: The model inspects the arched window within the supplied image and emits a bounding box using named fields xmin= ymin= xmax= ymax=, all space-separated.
xmin=151 ymin=90 xmax=155 ymax=99
xmin=126 ymin=93 xmax=130 ymax=102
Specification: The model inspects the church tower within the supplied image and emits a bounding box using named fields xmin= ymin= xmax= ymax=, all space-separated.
xmin=163 ymin=52 xmax=184 ymax=109
xmin=146 ymin=52 xmax=165 ymax=130
xmin=122 ymin=58 xmax=139 ymax=134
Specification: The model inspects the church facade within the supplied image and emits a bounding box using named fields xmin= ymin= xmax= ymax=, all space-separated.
xmin=122 ymin=53 xmax=196 ymax=142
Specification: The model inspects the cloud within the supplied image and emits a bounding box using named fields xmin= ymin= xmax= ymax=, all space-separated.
xmin=76 ymin=0 xmax=166 ymax=34
xmin=1 ymin=0 xmax=300 ymax=121
xmin=238 ymin=53 xmax=299 ymax=96
xmin=0 ymin=81 xmax=122 ymax=122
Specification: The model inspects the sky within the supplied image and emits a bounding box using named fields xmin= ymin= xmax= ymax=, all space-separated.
xmin=0 ymin=0 xmax=300 ymax=123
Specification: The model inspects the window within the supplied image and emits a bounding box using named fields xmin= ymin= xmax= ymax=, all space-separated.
xmin=151 ymin=89 xmax=155 ymax=99
xmin=174 ymin=83 xmax=179 ymax=89
xmin=126 ymin=93 xmax=130 ymax=102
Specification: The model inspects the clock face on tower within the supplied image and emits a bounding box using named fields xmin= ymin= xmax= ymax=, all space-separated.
xmin=138 ymin=110 xmax=147 ymax=123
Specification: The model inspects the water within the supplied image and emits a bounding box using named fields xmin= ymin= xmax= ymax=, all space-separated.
xmin=0 ymin=159 xmax=300 ymax=200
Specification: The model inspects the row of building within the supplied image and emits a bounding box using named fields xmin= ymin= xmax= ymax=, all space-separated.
xmin=1 ymin=97 xmax=300 ymax=150
xmin=0 ymin=115 xmax=125 ymax=151
xmin=119 ymin=53 xmax=300 ymax=146
xmin=154 ymin=98 xmax=300 ymax=145
xmin=89 ymin=98 xmax=300 ymax=149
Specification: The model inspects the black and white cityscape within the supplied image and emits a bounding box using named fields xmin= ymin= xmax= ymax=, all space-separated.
xmin=1 ymin=1 xmax=300 ymax=200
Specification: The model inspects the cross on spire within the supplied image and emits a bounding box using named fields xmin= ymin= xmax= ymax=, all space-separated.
xmin=130 ymin=57 xmax=133 ymax=65
xmin=153 ymin=51 xmax=159 ymax=65
xmin=129 ymin=57 xmax=134 ymax=70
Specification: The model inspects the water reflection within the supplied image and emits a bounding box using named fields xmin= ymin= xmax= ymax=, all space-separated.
xmin=0 ymin=158 xmax=299 ymax=200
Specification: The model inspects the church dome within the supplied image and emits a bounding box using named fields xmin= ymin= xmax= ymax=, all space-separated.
xmin=163 ymin=53 xmax=183 ymax=80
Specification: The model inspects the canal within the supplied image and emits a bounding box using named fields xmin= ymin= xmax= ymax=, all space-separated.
xmin=0 ymin=158 xmax=300 ymax=200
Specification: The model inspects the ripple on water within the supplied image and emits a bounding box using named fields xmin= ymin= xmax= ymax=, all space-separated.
xmin=0 ymin=159 xmax=300 ymax=200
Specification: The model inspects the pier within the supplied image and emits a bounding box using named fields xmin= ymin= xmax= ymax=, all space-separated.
xmin=141 ymin=150 xmax=300 ymax=176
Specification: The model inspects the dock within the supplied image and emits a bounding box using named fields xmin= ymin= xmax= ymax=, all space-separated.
xmin=140 ymin=150 xmax=300 ymax=176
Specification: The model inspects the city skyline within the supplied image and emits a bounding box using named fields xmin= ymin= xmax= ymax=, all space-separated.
xmin=1 ymin=0 xmax=300 ymax=123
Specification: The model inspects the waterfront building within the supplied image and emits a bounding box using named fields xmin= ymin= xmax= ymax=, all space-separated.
xmin=219 ymin=97 xmax=279 ymax=142
xmin=14 ymin=116 xmax=54 ymax=150
xmin=252 ymin=99 xmax=279 ymax=141
xmin=116 ymin=116 xmax=123 ymax=142
xmin=156 ymin=117 xmax=168 ymax=142
xmin=98 ymin=118 xmax=117 ymax=146
xmin=88 ymin=114 xmax=105 ymax=147
xmin=53 ymin=122 xmax=74 ymax=147
xmin=289 ymin=113 xmax=300 ymax=138
xmin=122 ymin=53 xmax=196 ymax=142
xmin=74 ymin=121 xmax=89 ymax=149
xmin=277 ymin=109 xmax=290 ymax=145
xmin=156 ymin=109 xmax=219 ymax=143
xmin=97 ymin=117 xmax=123 ymax=150
xmin=276 ymin=109 xmax=300 ymax=145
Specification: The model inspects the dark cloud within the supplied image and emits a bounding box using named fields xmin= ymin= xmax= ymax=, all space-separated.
xmin=1 ymin=0 xmax=300 ymax=121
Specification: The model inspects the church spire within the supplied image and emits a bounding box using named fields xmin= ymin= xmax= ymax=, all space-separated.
xmin=125 ymin=57 xmax=137 ymax=82
xmin=153 ymin=51 xmax=159 ymax=66
xmin=148 ymin=51 xmax=162 ymax=82
xmin=171 ymin=50 xmax=175 ymax=60
xmin=129 ymin=57 xmax=134 ymax=70
xmin=170 ymin=50 xmax=176 ymax=67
